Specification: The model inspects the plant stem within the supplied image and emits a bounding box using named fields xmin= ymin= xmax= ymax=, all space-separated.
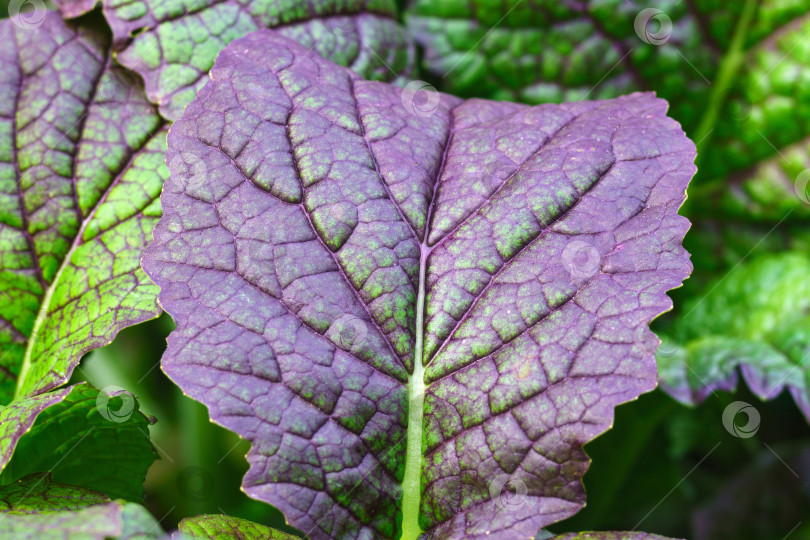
xmin=400 ymin=246 xmax=428 ymax=540
xmin=692 ymin=0 xmax=758 ymax=168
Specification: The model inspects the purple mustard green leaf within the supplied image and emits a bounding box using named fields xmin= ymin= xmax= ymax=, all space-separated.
xmin=0 ymin=382 xmax=157 ymax=501
xmin=658 ymin=252 xmax=810 ymax=420
xmin=404 ymin=0 xmax=810 ymax=222
xmin=54 ymin=0 xmax=414 ymax=122
xmin=0 ymin=472 xmax=130 ymax=539
xmin=549 ymin=534 xmax=680 ymax=540
xmin=142 ymin=30 xmax=695 ymax=539
xmin=175 ymin=514 xmax=298 ymax=539
xmin=0 ymin=12 xmax=169 ymax=402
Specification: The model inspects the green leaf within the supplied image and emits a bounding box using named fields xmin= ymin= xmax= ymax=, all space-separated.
xmin=657 ymin=252 xmax=810 ymax=418
xmin=0 ymin=12 xmax=169 ymax=402
xmin=0 ymin=472 xmax=162 ymax=539
xmin=176 ymin=514 xmax=298 ymax=539
xmin=0 ymin=382 xmax=157 ymax=502
xmin=55 ymin=0 xmax=415 ymax=121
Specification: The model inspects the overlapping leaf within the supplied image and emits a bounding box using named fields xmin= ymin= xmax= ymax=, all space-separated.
xmin=143 ymin=30 xmax=695 ymax=539
xmin=55 ymin=0 xmax=415 ymax=121
xmin=0 ymin=382 xmax=157 ymax=501
xmin=0 ymin=12 xmax=168 ymax=402
xmin=176 ymin=514 xmax=298 ymax=539
xmin=658 ymin=252 xmax=810 ymax=419
xmin=0 ymin=473 xmax=161 ymax=539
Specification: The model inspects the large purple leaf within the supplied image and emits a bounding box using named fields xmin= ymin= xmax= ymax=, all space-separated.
xmin=143 ymin=31 xmax=695 ymax=539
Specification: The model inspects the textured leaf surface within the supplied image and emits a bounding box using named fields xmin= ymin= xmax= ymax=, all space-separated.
xmin=0 ymin=382 xmax=157 ymax=501
xmin=0 ymin=473 xmax=127 ymax=539
xmin=55 ymin=0 xmax=414 ymax=121
xmin=143 ymin=31 xmax=695 ymax=539
xmin=550 ymin=534 xmax=679 ymax=540
xmin=658 ymin=252 xmax=810 ymax=419
xmin=0 ymin=12 xmax=168 ymax=402
xmin=176 ymin=514 xmax=298 ymax=539
xmin=405 ymin=0 xmax=810 ymax=215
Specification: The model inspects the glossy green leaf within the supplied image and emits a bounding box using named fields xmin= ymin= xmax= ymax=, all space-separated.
xmin=0 ymin=382 xmax=157 ymax=501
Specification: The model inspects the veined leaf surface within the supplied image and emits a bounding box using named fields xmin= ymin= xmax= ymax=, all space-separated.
xmin=143 ymin=31 xmax=695 ymax=539
xmin=0 ymin=12 xmax=168 ymax=402
xmin=54 ymin=0 xmax=415 ymax=121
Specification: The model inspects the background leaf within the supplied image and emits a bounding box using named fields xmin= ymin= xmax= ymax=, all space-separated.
xmin=143 ymin=30 xmax=695 ymax=539
xmin=176 ymin=514 xmax=298 ymax=539
xmin=0 ymin=382 xmax=157 ymax=501
xmin=55 ymin=0 xmax=415 ymax=121
xmin=657 ymin=252 xmax=810 ymax=418
xmin=0 ymin=473 xmax=160 ymax=539
xmin=0 ymin=11 xmax=168 ymax=402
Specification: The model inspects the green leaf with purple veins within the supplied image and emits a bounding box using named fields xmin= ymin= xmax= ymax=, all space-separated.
xmin=176 ymin=514 xmax=298 ymax=539
xmin=142 ymin=31 xmax=695 ymax=539
xmin=0 ymin=12 xmax=168 ymax=402
xmin=0 ymin=382 xmax=157 ymax=501
xmin=54 ymin=0 xmax=415 ymax=121
xmin=0 ymin=473 xmax=162 ymax=540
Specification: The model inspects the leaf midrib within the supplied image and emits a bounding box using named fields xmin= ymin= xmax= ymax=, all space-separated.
xmin=399 ymin=106 xmax=457 ymax=540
